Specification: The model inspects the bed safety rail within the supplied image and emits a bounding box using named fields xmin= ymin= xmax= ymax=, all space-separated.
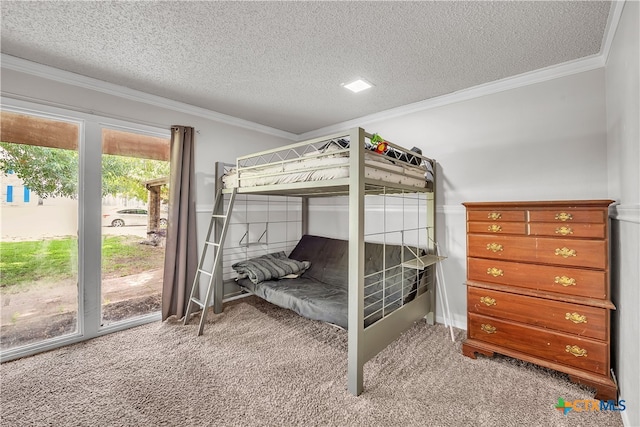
xmin=222 ymin=129 xmax=435 ymax=194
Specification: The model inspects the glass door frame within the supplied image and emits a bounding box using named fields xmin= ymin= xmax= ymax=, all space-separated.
xmin=1 ymin=98 xmax=169 ymax=362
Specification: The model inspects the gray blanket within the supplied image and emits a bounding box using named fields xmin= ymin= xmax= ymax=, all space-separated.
xmin=232 ymin=252 xmax=310 ymax=284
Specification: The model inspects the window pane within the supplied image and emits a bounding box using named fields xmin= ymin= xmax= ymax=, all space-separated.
xmin=100 ymin=128 xmax=169 ymax=326
xmin=1 ymin=118 xmax=79 ymax=351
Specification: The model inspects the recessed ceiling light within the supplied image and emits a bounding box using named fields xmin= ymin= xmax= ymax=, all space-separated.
xmin=343 ymin=79 xmax=373 ymax=93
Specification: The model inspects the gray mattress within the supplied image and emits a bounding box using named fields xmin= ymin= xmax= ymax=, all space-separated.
xmin=237 ymin=235 xmax=419 ymax=329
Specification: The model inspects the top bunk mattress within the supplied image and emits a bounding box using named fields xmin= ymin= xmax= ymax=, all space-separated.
xmin=222 ymin=133 xmax=435 ymax=192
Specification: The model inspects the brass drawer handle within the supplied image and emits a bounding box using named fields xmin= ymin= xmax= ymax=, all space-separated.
xmin=486 ymin=243 xmax=503 ymax=253
xmin=481 ymin=324 xmax=497 ymax=334
xmin=487 ymin=267 xmax=504 ymax=277
xmin=488 ymin=212 xmax=502 ymax=220
xmin=555 ymin=276 xmax=576 ymax=286
xmin=565 ymin=345 xmax=587 ymax=357
xmin=565 ymin=312 xmax=587 ymax=324
xmin=480 ymin=296 xmax=497 ymax=306
xmin=555 ymin=226 xmax=573 ymax=236
xmin=555 ymin=247 xmax=577 ymax=258
xmin=487 ymin=224 xmax=502 ymax=233
xmin=555 ymin=212 xmax=573 ymax=222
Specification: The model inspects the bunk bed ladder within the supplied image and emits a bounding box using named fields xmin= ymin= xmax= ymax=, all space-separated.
xmin=183 ymin=187 xmax=237 ymax=336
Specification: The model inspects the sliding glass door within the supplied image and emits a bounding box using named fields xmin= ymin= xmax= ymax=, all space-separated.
xmin=0 ymin=103 xmax=170 ymax=361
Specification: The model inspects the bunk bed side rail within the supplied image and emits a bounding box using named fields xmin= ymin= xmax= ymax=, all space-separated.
xmin=374 ymin=138 xmax=436 ymax=171
xmin=236 ymin=127 xmax=434 ymax=171
xmin=235 ymin=130 xmax=352 ymax=165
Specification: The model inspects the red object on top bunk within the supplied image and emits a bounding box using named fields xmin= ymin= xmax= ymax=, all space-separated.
xmin=374 ymin=141 xmax=388 ymax=154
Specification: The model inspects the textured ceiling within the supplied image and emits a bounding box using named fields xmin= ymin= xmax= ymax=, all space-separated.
xmin=1 ymin=1 xmax=611 ymax=135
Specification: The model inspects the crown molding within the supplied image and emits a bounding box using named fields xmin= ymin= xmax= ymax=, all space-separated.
xmin=297 ymin=54 xmax=606 ymax=140
xmin=299 ymin=3 xmax=625 ymax=141
xmin=0 ymin=54 xmax=298 ymax=142
xmin=601 ymin=0 xmax=627 ymax=65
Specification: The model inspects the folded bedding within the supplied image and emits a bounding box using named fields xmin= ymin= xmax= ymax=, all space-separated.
xmin=232 ymin=251 xmax=310 ymax=284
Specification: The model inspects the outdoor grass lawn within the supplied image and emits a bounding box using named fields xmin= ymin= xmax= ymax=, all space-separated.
xmin=0 ymin=235 xmax=164 ymax=289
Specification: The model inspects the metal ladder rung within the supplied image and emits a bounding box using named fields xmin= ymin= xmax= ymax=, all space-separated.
xmin=212 ymin=214 xmax=226 ymax=218
xmin=198 ymin=269 xmax=213 ymax=277
xmin=190 ymin=297 xmax=205 ymax=308
xmin=205 ymin=241 xmax=220 ymax=247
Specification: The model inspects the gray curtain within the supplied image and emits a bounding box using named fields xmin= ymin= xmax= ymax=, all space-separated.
xmin=162 ymin=126 xmax=198 ymax=321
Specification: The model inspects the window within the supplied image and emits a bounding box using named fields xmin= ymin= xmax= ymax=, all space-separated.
xmin=0 ymin=111 xmax=80 ymax=354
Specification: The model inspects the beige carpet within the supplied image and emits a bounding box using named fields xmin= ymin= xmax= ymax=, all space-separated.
xmin=0 ymin=297 xmax=623 ymax=427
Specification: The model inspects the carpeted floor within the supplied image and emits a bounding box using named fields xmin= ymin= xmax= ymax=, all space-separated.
xmin=0 ymin=297 xmax=624 ymax=426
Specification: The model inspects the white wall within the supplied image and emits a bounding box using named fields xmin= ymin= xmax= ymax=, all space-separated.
xmin=366 ymin=69 xmax=609 ymax=206
xmin=310 ymin=68 xmax=609 ymax=328
xmin=1 ymin=66 xmax=293 ymax=207
xmin=1 ymin=64 xmax=294 ymax=259
xmin=605 ymin=1 xmax=639 ymax=426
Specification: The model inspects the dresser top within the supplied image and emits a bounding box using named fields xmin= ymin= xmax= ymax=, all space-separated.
xmin=462 ymin=200 xmax=615 ymax=209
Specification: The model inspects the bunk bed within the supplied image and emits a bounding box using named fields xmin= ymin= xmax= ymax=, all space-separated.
xmin=201 ymin=127 xmax=438 ymax=396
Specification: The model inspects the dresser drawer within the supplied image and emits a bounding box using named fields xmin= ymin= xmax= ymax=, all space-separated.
xmin=467 ymin=210 xmax=525 ymax=222
xmin=468 ymin=313 xmax=608 ymax=375
xmin=467 ymin=235 xmax=606 ymax=269
xmin=467 ymin=258 xmax=607 ymax=299
xmin=529 ymin=209 xmax=606 ymax=224
xmin=468 ymin=221 xmax=527 ymax=235
xmin=534 ymin=237 xmax=607 ymax=269
xmin=529 ymin=222 xmax=606 ymax=239
xmin=467 ymin=287 xmax=607 ymax=340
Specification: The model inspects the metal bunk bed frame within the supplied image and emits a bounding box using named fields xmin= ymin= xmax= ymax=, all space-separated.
xmin=191 ymin=127 xmax=439 ymax=396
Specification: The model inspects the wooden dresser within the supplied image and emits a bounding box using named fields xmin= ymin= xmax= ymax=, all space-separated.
xmin=461 ymin=200 xmax=616 ymax=400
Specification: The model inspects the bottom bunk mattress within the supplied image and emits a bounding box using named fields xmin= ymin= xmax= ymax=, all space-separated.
xmin=233 ymin=235 xmax=421 ymax=329
xmin=238 ymin=276 xmax=350 ymax=328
